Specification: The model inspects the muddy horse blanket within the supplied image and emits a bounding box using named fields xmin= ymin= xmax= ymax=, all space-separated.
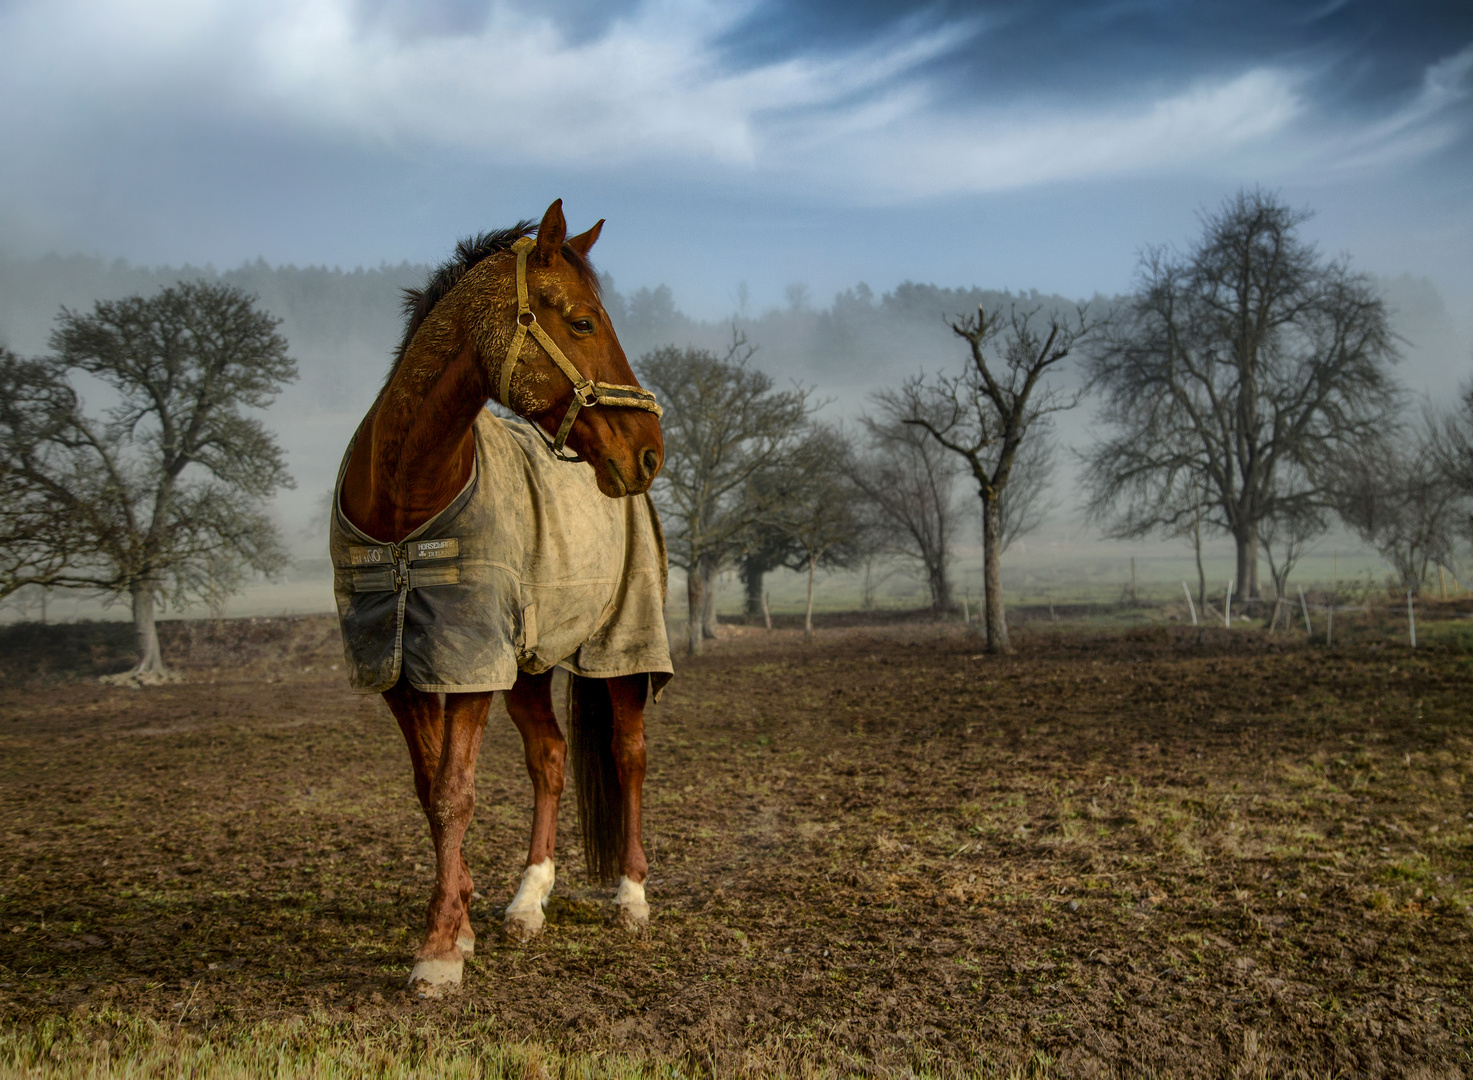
xmin=330 ymin=410 xmax=674 ymax=695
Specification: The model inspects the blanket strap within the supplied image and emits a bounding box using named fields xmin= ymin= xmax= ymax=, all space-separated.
xmin=343 ymin=539 xmax=462 ymax=594
xmin=497 ymin=236 xmax=662 ymax=461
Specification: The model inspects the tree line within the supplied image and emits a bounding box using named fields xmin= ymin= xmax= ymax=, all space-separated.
xmin=4 ymin=189 xmax=1473 ymax=673
xmin=640 ymin=191 xmax=1473 ymax=655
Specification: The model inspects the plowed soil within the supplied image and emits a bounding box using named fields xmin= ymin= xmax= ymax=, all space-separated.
xmin=2 ymin=615 xmax=1472 ymax=1077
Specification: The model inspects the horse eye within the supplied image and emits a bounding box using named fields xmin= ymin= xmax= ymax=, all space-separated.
xmin=572 ymin=318 xmax=595 ymax=334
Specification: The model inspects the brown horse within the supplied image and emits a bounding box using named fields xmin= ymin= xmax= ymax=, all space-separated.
xmin=332 ymin=200 xmax=670 ymax=998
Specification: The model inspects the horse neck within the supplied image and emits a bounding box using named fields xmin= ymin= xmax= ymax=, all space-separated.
xmin=350 ymin=331 xmax=490 ymax=542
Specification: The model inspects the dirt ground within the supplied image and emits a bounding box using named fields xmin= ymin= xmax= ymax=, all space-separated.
xmin=2 ymin=613 xmax=1472 ymax=1077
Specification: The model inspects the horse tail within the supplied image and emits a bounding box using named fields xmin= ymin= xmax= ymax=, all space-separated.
xmin=567 ymin=674 xmax=624 ymax=885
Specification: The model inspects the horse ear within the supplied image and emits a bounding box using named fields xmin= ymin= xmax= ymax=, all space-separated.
xmin=567 ymin=219 xmax=604 ymax=258
xmin=535 ymin=199 xmax=567 ymax=265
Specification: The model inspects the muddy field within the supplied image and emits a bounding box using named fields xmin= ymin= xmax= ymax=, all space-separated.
xmin=2 ymin=614 xmax=1472 ymax=1077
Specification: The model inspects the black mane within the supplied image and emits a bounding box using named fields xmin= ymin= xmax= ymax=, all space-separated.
xmin=394 ymin=222 xmax=535 ymax=367
xmin=392 ymin=221 xmax=604 ymax=371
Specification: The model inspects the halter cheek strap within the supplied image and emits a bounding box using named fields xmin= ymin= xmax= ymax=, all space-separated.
xmin=498 ymin=235 xmax=662 ymax=461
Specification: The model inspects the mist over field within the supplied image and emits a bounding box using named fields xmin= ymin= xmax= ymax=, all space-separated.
xmin=1 ymin=244 xmax=1467 ymax=622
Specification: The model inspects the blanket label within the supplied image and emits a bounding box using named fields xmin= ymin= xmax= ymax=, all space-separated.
xmin=409 ymin=537 xmax=460 ymax=561
xmin=346 ymin=544 xmax=393 ymax=566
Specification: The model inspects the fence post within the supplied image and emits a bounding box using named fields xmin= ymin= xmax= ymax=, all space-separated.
xmin=962 ymin=594 xmax=971 ymax=624
xmin=1407 ymin=591 xmax=1416 ymax=649
xmin=1299 ymin=585 xmax=1311 ymax=635
xmin=1224 ymin=581 xmax=1233 ymax=629
xmin=762 ymin=591 xmax=772 ymax=631
xmin=1327 ymin=601 xmax=1333 ymax=648
xmin=1182 ymin=581 xmax=1197 ymax=626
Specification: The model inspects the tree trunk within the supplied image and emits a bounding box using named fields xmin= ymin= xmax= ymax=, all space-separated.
xmin=1235 ymin=526 xmax=1260 ymax=599
xmin=1193 ymin=516 xmax=1206 ymax=609
xmin=700 ymin=556 xmax=719 ymax=639
xmin=743 ymin=559 xmax=765 ymax=617
xmin=981 ymin=494 xmax=1010 ymax=653
xmin=130 ymin=580 xmax=167 ymax=677
xmin=804 ymin=553 xmax=816 ymax=640
xmin=929 ymin=556 xmax=951 ymax=614
xmin=685 ymin=565 xmax=704 ymax=657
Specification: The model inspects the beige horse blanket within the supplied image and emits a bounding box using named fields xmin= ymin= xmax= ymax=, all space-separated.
xmin=330 ymin=410 xmax=673 ymax=696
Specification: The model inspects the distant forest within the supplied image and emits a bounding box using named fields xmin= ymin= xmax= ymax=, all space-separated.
xmin=0 ymin=250 xmax=1122 ymax=413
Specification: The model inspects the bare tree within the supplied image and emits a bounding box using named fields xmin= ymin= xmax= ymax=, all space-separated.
xmin=639 ymin=332 xmax=813 ymax=655
xmin=1260 ymin=504 xmax=1325 ymax=602
xmin=1439 ymin=380 xmax=1473 ymax=501
xmin=1083 ymin=190 xmax=1400 ymax=598
xmin=1438 ymin=383 xmax=1473 ymax=585
xmin=0 ymin=283 xmax=296 ymax=680
xmin=899 ymin=304 xmax=1094 ymax=652
xmin=1164 ymin=469 xmax=1213 ymax=610
xmin=759 ymin=425 xmax=874 ymax=639
xmin=0 ymin=350 xmax=93 ymax=601
xmin=1335 ymin=417 xmax=1464 ymax=595
xmin=854 ymin=392 xmax=964 ymax=613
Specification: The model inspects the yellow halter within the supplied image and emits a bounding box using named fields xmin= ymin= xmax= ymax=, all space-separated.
xmin=498 ymin=235 xmax=662 ymax=461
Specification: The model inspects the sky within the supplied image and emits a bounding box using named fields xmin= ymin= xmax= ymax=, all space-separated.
xmin=1 ymin=0 xmax=1471 ymax=328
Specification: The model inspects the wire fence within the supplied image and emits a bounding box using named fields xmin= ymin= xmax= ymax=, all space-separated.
xmin=1164 ymin=574 xmax=1473 ymax=649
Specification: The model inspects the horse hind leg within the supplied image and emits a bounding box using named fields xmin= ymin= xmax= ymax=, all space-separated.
xmin=597 ymin=674 xmax=651 ymax=932
xmin=504 ymin=670 xmax=564 ymax=941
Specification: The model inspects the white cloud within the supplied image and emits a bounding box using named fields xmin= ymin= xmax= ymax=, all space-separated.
xmin=248 ymin=1 xmax=978 ymax=167
xmin=0 ymin=0 xmax=1468 ymax=201
xmin=1318 ymin=42 xmax=1473 ymax=172
xmin=774 ymin=68 xmax=1310 ymax=200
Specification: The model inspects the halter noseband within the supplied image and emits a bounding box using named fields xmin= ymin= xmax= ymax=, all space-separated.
xmin=497 ymin=235 xmax=662 ymax=461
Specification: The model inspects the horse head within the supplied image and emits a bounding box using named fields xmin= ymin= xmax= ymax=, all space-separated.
xmin=469 ymin=200 xmax=664 ymax=498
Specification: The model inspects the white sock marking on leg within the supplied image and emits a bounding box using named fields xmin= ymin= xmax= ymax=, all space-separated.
xmin=614 ymin=875 xmax=649 ymax=921
xmin=505 ymin=858 xmax=555 ymax=931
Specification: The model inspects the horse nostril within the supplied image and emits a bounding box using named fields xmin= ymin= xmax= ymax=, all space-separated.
xmin=641 ymin=448 xmax=661 ymax=480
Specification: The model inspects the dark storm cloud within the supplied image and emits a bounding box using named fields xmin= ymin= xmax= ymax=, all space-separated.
xmin=722 ymin=0 xmax=1473 ymax=110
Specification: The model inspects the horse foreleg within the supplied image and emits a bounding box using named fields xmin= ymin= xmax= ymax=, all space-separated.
xmin=387 ymin=681 xmax=490 ymax=997
xmin=607 ymin=674 xmax=650 ymax=930
xmin=503 ymin=669 xmax=564 ymax=940
xmin=385 ymin=681 xmax=477 ymax=959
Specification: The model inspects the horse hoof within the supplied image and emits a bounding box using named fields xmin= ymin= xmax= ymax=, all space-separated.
xmin=407 ymin=958 xmax=462 ymax=999
xmin=613 ymin=906 xmax=648 ymax=933
xmin=503 ymin=911 xmax=545 ymax=942
xmin=613 ymin=875 xmax=650 ymax=933
xmin=456 ymin=932 xmax=475 ymax=958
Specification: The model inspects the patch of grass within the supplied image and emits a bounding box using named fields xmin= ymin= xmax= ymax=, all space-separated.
xmin=2 ymin=1014 xmax=668 ymax=1079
